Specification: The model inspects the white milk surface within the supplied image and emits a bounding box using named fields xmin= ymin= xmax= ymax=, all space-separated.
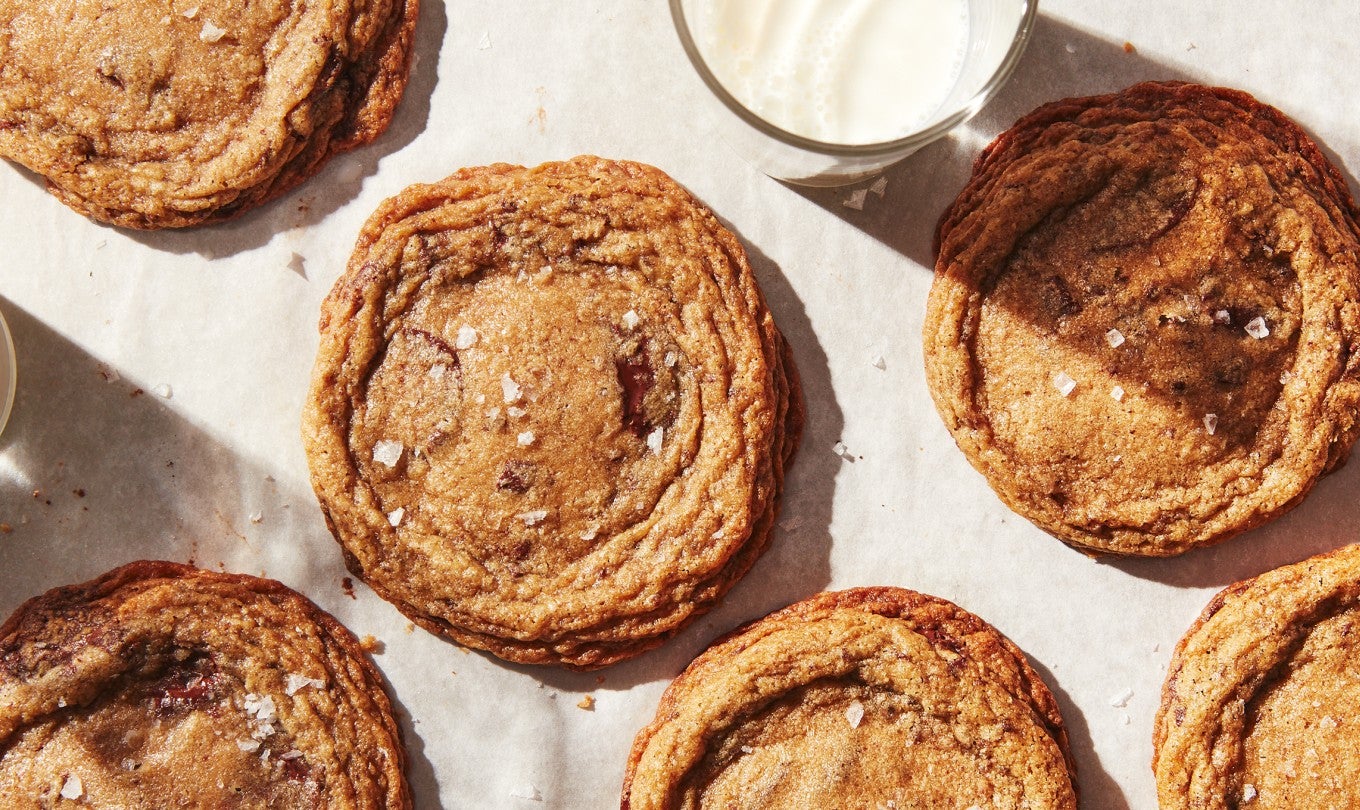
xmin=685 ymin=0 xmax=970 ymax=144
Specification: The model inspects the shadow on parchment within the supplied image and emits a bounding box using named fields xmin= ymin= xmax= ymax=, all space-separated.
xmin=0 ymin=296 xmax=441 ymax=803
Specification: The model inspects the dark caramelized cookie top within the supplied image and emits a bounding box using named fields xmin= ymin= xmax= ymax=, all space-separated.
xmin=0 ymin=0 xmax=417 ymax=228
xmin=303 ymin=156 xmax=801 ymax=669
xmin=0 ymin=561 xmax=410 ymax=808
xmin=926 ymin=81 xmax=1360 ymax=555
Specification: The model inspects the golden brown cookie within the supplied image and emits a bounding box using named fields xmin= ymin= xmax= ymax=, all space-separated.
xmin=1154 ymin=543 xmax=1360 ymax=807
xmin=302 ymin=156 xmax=802 ymax=669
xmin=0 ymin=560 xmax=410 ymax=807
xmin=622 ymin=587 xmax=1077 ymax=809
xmin=0 ymin=0 xmax=417 ymax=229
xmin=925 ymin=81 xmax=1360 ymax=556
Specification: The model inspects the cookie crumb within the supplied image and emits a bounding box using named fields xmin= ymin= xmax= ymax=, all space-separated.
xmin=359 ymin=635 xmax=383 ymax=654
xmin=1105 ymin=328 xmax=1125 ymax=348
xmin=577 ymin=695 xmax=595 ymax=710
xmin=249 ymin=511 xmax=263 ymax=524
xmin=509 ymin=784 xmax=543 ymax=802
xmin=1245 ymin=317 xmax=1270 ymax=339
xmin=1053 ymin=371 xmax=1077 ymax=397
xmin=1122 ymin=41 xmax=1136 ymax=53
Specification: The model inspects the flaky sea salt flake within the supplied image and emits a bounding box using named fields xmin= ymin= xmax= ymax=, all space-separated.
xmin=1245 ymin=317 xmax=1270 ymax=339
xmin=869 ymin=176 xmax=888 ymax=197
xmin=1111 ymin=385 xmax=1125 ymax=402
xmin=1109 ymin=687 xmax=1133 ymax=708
xmin=842 ymin=188 xmax=868 ymax=211
xmin=249 ymin=511 xmax=263 ymax=524
xmin=1242 ymin=784 xmax=1258 ymax=802
xmin=387 ymin=507 xmax=405 ymax=527
xmin=621 ymin=309 xmax=640 ymax=330
xmin=1213 ymin=309 xmax=1232 ymax=324
xmin=845 ymin=701 xmax=865 ymax=728
xmin=501 ymin=374 xmax=522 ymax=403
xmin=517 ymin=431 xmax=536 ymax=446
xmin=154 ymin=383 xmax=173 ymax=399
xmin=663 ymin=351 xmax=678 ymax=368
xmin=871 ymin=354 xmax=887 ymax=370
xmin=647 ymin=427 xmax=664 ymax=454
xmin=517 ymin=509 xmax=548 ymax=526
xmin=1203 ymin=414 xmax=1218 ymax=435
xmin=181 ymin=5 xmax=199 ymax=18
xmin=455 ymin=325 xmax=478 ymax=349
xmin=285 ymin=673 xmax=325 ymax=695
xmin=1105 ymin=328 xmax=1125 ymax=348
xmin=1053 ymin=371 xmax=1077 ymax=397
xmin=199 ymin=20 xmax=226 ymax=42
xmin=477 ymin=31 xmax=492 ymax=50
xmin=372 ymin=440 xmax=403 ymax=468
xmin=60 ymin=775 xmax=83 ymax=800
xmin=237 ymin=738 xmax=261 ymax=752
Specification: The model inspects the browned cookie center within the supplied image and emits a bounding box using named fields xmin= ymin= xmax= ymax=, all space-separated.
xmin=976 ymin=127 xmax=1301 ymax=513
xmin=352 ymin=269 xmax=693 ymax=577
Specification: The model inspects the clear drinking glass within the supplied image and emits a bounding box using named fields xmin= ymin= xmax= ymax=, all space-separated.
xmin=671 ymin=0 xmax=1038 ymax=186
xmin=0 ymin=307 xmax=14 ymax=438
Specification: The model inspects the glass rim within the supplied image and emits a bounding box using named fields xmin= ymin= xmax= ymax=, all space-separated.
xmin=669 ymin=0 xmax=1040 ymax=158
xmin=0 ymin=307 xmax=14 ymax=438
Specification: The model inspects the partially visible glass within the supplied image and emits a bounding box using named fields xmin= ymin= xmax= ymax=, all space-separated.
xmin=0 ymin=307 xmax=14 ymax=438
xmin=670 ymin=0 xmax=1038 ymax=186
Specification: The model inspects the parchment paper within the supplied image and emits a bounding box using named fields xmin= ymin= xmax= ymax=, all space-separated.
xmin=3 ymin=2 xmax=1359 ymax=807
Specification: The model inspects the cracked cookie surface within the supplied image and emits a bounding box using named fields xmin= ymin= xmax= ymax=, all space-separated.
xmin=0 ymin=561 xmax=410 ymax=808
xmin=1155 ymin=543 xmax=1360 ymax=808
xmin=622 ymin=587 xmax=1076 ymax=809
xmin=926 ymin=81 xmax=1360 ymax=555
xmin=0 ymin=0 xmax=417 ymax=228
xmin=302 ymin=156 xmax=802 ymax=669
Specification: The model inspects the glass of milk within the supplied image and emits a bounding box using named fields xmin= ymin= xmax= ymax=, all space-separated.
xmin=672 ymin=0 xmax=1037 ymax=185
xmin=0 ymin=307 xmax=13 ymax=438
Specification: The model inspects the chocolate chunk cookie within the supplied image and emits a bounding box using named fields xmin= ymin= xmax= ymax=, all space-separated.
xmin=302 ymin=156 xmax=802 ymax=669
xmin=0 ymin=561 xmax=410 ymax=807
xmin=926 ymin=81 xmax=1360 ymax=556
xmin=0 ymin=0 xmax=417 ymax=228
xmin=622 ymin=587 xmax=1077 ymax=809
xmin=1155 ymin=543 xmax=1360 ymax=808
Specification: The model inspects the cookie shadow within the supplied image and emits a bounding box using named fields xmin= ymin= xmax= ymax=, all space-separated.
xmin=0 ymin=296 xmax=347 ymax=617
xmin=523 ymin=239 xmax=842 ymax=695
xmin=115 ymin=0 xmax=448 ymax=258
xmin=781 ymin=12 xmax=1196 ymax=270
xmin=1026 ymin=656 xmax=1131 ymax=810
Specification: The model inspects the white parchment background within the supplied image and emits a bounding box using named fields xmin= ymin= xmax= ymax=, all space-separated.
xmin=2 ymin=2 xmax=1359 ymax=807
